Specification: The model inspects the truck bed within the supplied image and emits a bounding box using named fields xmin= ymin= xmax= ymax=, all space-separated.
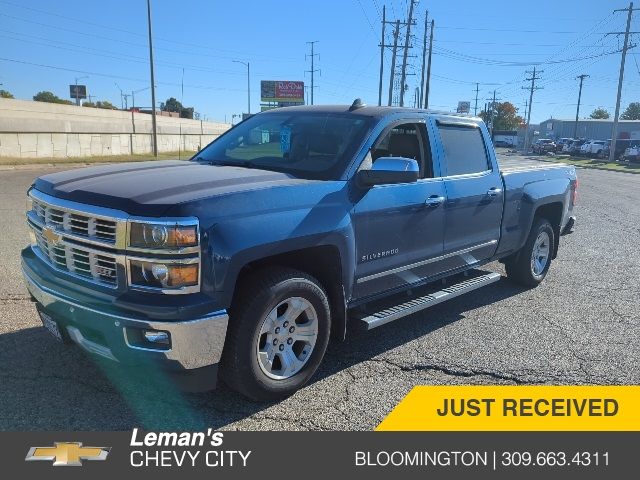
xmin=497 ymin=155 xmax=568 ymax=172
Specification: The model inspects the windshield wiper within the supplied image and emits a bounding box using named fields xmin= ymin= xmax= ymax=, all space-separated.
xmin=192 ymin=157 xmax=253 ymax=168
xmin=209 ymin=159 xmax=255 ymax=168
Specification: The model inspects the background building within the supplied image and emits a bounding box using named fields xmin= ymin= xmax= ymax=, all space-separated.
xmin=538 ymin=118 xmax=640 ymax=141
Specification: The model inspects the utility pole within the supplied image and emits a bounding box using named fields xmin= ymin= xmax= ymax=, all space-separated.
xmin=609 ymin=2 xmax=639 ymax=162
xmin=399 ymin=0 xmax=416 ymax=107
xmin=388 ymin=20 xmax=400 ymax=106
xmin=419 ymin=10 xmax=429 ymax=107
xmin=146 ymin=0 xmax=158 ymax=157
xmin=378 ymin=5 xmax=386 ymax=106
xmin=306 ymin=41 xmax=319 ymax=105
xmin=486 ymin=90 xmax=501 ymax=138
xmin=423 ymin=19 xmax=434 ymax=109
xmin=473 ymin=82 xmax=480 ymax=115
xmin=574 ymin=74 xmax=589 ymax=139
xmin=522 ymin=66 xmax=543 ymax=153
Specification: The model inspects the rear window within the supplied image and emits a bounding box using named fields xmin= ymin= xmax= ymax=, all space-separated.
xmin=437 ymin=125 xmax=490 ymax=176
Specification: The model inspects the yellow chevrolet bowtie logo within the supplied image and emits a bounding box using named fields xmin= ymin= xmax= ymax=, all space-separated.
xmin=25 ymin=442 xmax=110 ymax=466
xmin=42 ymin=226 xmax=62 ymax=246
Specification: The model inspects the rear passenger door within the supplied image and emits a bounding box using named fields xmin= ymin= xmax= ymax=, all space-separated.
xmin=434 ymin=119 xmax=503 ymax=271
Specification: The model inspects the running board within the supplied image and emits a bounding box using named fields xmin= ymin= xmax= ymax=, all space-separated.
xmin=354 ymin=271 xmax=501 ymax=330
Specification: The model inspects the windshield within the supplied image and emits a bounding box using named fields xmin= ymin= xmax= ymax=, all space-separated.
xmin=193 ymin=111 xmax=373 ymax=180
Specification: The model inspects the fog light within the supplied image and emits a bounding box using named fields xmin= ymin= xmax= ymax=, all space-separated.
xmin=143 ymin=330 xmax=170 ymax=345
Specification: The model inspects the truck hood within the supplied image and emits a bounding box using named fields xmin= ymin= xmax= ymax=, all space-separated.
xmin=34 ymin=160 xmax=314 ymax=216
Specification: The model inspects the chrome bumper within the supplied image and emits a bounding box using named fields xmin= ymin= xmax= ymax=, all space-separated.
xmin=23 ymin=267 xmax=229 ymax=371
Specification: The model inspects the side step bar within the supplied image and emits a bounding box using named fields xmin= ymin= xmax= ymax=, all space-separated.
xmin=354 ymin=271 xmax=501 ymax=330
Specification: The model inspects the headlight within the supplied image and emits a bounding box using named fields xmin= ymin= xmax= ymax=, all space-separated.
xmin=129 ymin=259 xmax=198 ymax=290
xmin=129 ymin=223 xmax=198 ymax=249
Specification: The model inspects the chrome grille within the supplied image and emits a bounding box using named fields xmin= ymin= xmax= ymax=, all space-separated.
xmin=31 ymin=222 xmax=118 ymax=286
xmin=32 ymin=197 xmax=117 ymax=243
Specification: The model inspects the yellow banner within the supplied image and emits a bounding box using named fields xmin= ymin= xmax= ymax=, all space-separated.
xmin=376 ymin=386 xmax=640 ymax=431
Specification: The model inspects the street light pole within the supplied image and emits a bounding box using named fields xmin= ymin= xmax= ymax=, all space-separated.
xmin=146 ymin=0 xmax=158 ymax=157
xmin=131 ymin=86 xmax=151 ymax=110
xmin=233 ymin=60 xmax=250 ymax=114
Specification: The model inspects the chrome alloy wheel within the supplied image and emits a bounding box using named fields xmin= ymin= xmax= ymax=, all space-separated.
xmin=531 ymin=231 xmax=551 ymax=278
xmin=256 ymin=297 xmax=318 ymax=380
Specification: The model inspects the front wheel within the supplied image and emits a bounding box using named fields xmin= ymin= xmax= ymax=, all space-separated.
xmin=220 ymin=267 xmax=331 ymax=401
xmin=505 ymin=218 xmax=555 ymax=287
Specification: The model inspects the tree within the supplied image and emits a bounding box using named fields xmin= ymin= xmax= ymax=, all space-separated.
xmin=621 ymin=102 xmax=640 ymax=120
xmin=162 ymin=97 xmax=183 ymax=113
xmin=479 ymin=101 xmax=524 ymax=131
xmin=0 ymin=89 xmax=14 ymax=99
xmin=83 ymin=100 xmax=117 ymax=109
xmin=33 ymin=91 xmax=73 ymax=105
xmin=590 ymin=108 xmax=610 ymax=119
xmin=161 ymin=97 xmax=194 ymax=119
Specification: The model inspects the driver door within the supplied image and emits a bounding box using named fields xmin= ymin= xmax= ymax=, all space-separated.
xmin=352 ymin=121 xmax=446 ymax=301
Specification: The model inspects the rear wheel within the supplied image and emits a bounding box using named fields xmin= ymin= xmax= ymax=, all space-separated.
xmin=505 ymin=218 xmax=554 ymax=287
xmin=220 ymin=267 xmax=331 ymax=401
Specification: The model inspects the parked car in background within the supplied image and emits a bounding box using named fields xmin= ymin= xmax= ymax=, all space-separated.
xmin=532 ymin=138 xmax=556 ymax=154
xmin=566 ymin=139 xmax=586 ymax=155
xmin=581 ymin=140 xmax=606 ymax=157
xmin=555 ymin=138 xmax=572 ymax=153
xmin=494 ymin=140 xmax=513 ymax=148
xmin=601 ymin=139 xmax=632 ymax=160
xmin=622 ymin=144 xmax=640 ymax=162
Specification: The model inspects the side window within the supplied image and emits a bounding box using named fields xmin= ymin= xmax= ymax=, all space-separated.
xmin=437 ymin=124 xmax=490 ymax=176
xmin=371 ymin=123 xmax=433 ymax=178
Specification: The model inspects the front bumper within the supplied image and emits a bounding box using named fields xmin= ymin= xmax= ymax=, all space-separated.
xmin=22 ymin=250 xmax=229 ymax=388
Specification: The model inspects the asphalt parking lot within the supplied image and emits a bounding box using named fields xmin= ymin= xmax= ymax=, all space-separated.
xmin=1 ymin=156 xmax=638 ymax=431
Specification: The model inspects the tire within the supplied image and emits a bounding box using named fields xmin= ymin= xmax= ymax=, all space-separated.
xmin=505 ymin=217 xmax=555 ymax=287
xmin=220 ymin=267 xmax=331 ymax=401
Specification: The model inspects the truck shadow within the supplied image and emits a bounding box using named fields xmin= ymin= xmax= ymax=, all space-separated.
xmin=0 ymin=276 xmax=526 ymax=431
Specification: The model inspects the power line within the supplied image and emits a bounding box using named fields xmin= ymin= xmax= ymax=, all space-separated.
xmin=0 ymin=57 xmax=246 ymax=92
xmin=0 ymin=13 xmax=299 ymax=64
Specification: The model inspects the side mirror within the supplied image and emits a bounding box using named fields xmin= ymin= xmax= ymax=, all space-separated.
xmin=357 ymin=157 xmax=419 ymax=187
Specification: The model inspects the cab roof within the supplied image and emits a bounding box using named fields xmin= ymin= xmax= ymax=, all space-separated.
xmin=266 ymin=103 xmax=481 ymax=122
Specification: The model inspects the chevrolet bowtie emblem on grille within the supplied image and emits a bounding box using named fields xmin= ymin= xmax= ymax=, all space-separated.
xmin=42 ymin=226 xmax=62 ymax=246
xmin=25 ymin=442 xmax=110 ymax=466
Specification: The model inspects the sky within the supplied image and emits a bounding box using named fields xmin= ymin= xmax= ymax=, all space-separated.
xmin=0 ymin=0 xmax=637 ymax=124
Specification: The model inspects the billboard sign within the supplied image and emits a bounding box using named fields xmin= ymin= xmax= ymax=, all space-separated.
xmin=457 ymin=101 xmax=471 ymax=114
xmin=261 ymin=81 xmax=304 ymax=103
xmin=69 ymin=84 xmax=87 ymax=99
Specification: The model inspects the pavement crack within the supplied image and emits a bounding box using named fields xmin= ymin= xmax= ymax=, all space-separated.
xmin=368 ymin=357 xmax=527 ymax=385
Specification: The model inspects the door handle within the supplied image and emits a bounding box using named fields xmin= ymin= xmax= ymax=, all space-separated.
xmin=486 ymin=187 xmax=502 ymax=197
xmin=425 ymin=195 xmax=445 ymax=207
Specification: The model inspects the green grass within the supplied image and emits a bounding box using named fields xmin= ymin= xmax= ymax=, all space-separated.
xmin=537 ymin=155 xmax=640 ymax=174
xmin=0 ymin=150 xmax=198 ymax=166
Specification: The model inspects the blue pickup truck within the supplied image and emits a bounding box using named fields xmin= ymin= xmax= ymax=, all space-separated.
xmin=22 ymin=101 xmax=577 ymax=400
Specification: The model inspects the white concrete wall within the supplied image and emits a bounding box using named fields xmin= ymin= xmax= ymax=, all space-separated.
xmin=0 ymin=98 xmax=230 ymax=158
